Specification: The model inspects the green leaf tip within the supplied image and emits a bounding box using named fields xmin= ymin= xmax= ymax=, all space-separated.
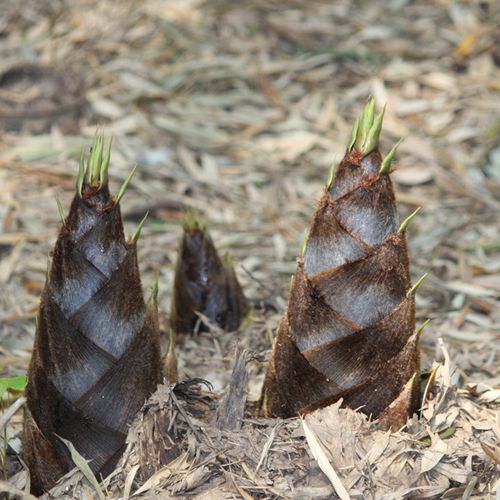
xmin=363 ymin=105 xmax=385 ymax=154
xmin=415 ymin=318 xmax=431 ymax=337
xmin=114 ymin=165 xmax=137 ymax=206
xmin=326 ymin=161 xmax=336 ymax=187
xmin=168 ymin=328 xmax=176 ymax=348
xmin=77 ymin=150 xmax=85 ymax=197
xmin=55 ymin=194 xmax=66 ymax=226
xmin=408 ymin=273 xmax=428 ymax=296
xmin=300 ymin=230 xmax=309 ymax=257
xmin=131 ymin=211 xmax=149 ymax=244
xmin=146 ymin=275 xmax=159 ymax=310
xmin=99 ymin=136 xmax=112 ymax=188
xmin=380 ymin=138 xmax=402 ymax=175
xmin=79 ymin=132 xmax=113 ymax=194
xmin=151 ymin=275 xmax=159 ymax=301
xmin=183 ymin=210 xmax=206 ymax=232
xmin=348 ymin=117 xmax=359 ymax=151
xmin=398 ymin=207 xmax=421 ymax=234
xmin=354 ymin=98 xmax=375 ymax=149
xmin=223 ymin=251 xmax=233 ymax=266
xmin=349 ymin=98 xmax=386 ymax=155
xmin=89 ymin=132 xmax=104 ymax=184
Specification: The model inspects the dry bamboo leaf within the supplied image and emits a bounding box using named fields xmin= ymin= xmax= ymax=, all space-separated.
xmin=0 ymin=480 xmax=38 ymax=500
xmin=132 ymin=452 xmax=189 ymax=496
xmin=420 ymin=449 xmax=446 ymax=474
xmin=480 ymin=441 xmax=500 ymax=465
xmin=123 ymin=464 xmax=140 ymax=500
xmin=254 ymin=423 xmax=281 ymax=476
xmin=57 ymin=436 xmax=105 ymax=500
xmin=445 ymin=280 xmax=497 ymax=297
xmin=302 ymin=418 xmax=350 ymax=500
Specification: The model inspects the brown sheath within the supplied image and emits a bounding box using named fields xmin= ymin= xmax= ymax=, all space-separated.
xmin=262 ymin=101 xmax=421 ymax=426
xmin=24 ymin=137 xmax=162 ymax=494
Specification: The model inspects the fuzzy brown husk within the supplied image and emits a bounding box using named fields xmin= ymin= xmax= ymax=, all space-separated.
xmin=170 ymin=224 xmax=248 ymax=334
xmin=262 ymin=138 xmax=419 ymax=423
xmin=24 ymin=183 xmax=162 ymax=494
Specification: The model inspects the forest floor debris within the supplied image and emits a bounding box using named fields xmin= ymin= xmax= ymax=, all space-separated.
xmin=1 ymin=0 xmax=499 ymax=497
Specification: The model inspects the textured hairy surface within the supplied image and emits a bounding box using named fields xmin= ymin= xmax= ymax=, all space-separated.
xmin=170 ymin=220 xmax=248 ymax=335
xmin=23 ymin=138 xmax=162 ymax=494
xmin=262 ymin=102 xmax=421 ymax=423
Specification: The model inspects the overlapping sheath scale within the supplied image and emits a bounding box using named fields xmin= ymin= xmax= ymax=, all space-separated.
xmin=23 ymin=141 xmax=162 ymax=494
xmin=262 ymin=102 xmax=420 ymax=422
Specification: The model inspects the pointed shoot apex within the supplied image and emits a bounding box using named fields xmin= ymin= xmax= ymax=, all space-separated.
xmin=363 ymin=105 xmax=386 ymax=154
xmin=407 ymin=273 xmax=428 ymax=296
xmin=114 ymin=166 xmax=137 ymax=206
xmin=380 ymin=139 xmax=403 ymax=175
xmin=398 ymin=207 xmax=421 ymax=234
xmin=355 ymin=98 xmax=375 ymax=149
xmin=131 ymin=211 xmax=149 ymax=244
xmin=79 ymin=132 xmax=113 ymax=194
xmin=183 ymin=211 xmax=206 ymax=232
xmin=55 ymin=194 xmax=66 ymax=226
